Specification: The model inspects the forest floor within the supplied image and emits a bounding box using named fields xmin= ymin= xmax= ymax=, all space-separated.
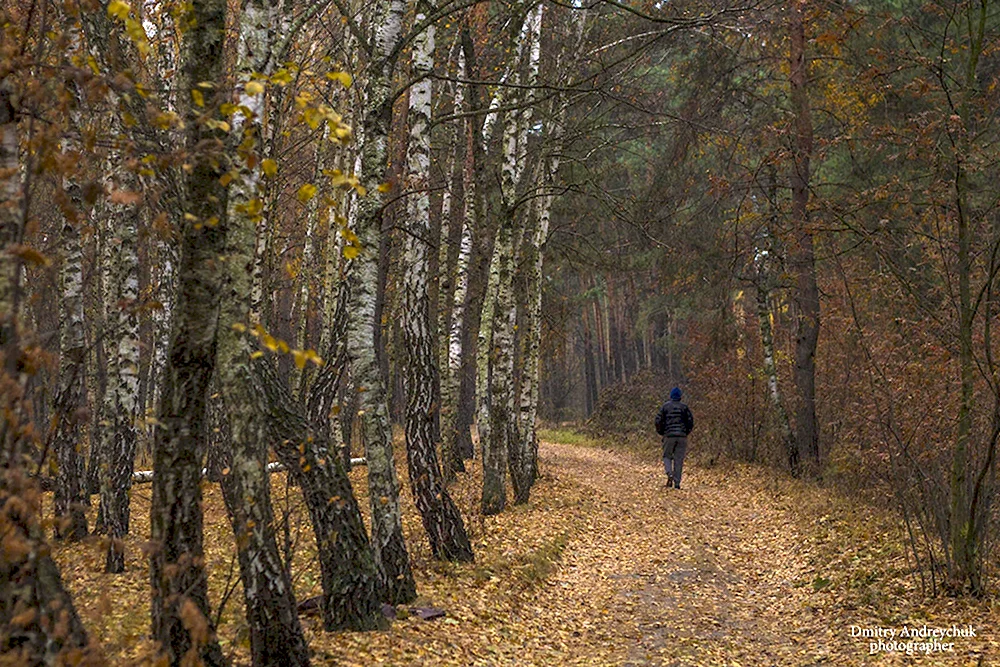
xmin=52 ymin=432 xmax=998 ymax=666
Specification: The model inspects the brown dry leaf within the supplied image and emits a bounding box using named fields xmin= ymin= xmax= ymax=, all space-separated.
xmin=108 ymin=189 xmax=143 ymax=205
xmin=48 ymin=435 xmax=998 ymax=666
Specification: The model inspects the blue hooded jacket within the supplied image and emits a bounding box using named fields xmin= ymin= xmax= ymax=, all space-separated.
xmin=656 ymin=388 xmax=694 ymax=437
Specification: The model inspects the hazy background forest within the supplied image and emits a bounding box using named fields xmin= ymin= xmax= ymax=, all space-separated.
xmin=2 ymin=0 xmax=1000 ymax=664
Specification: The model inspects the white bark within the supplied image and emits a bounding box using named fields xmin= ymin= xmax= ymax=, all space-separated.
xmin=0 ymin=82 xmax=19 ymax=321
xmin=517 ymin=108 xmax=562 ymax=491
xmin=344 ymin=0 xmax=416 ymax=602
xmin=100 ymin=169 xmax=141 ymax=572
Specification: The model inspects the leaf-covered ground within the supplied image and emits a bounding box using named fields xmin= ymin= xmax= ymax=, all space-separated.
xmin=50 ymin=436 xmax=997 ymax=665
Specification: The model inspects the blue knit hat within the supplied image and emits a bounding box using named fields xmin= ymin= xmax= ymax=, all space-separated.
xmin=670 ymin=387 xmax=682 ymax=401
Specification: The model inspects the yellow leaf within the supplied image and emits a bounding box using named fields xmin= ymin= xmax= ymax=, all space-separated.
xmin=250 ymin=351 xmax=264 ymax=359
xmin=270 ymin=69 xmax=293 ymax=86
xmin=124 ymin=18 xmax=150 ymax=57
xmin=107 ymin=0 xmax=130 ymax=19
xmin=343 ymin=245 xmax=360 ymax=260
xmin=377 ymin=182 xmax=392 ymax=193
xmin=293 ymin=350 xmax=308 ymax=370
xmin=244 ymin=81 xmax=264 ymax=96
xmin=191 ymin=89 xmax=204 ymax=107
xmin=262 ymin=159 xmax=278 ymax=178
xmin=328 ymin=170 xmax=347 ymax=187
xmin=325 ymin=71 xmax=353 ymax=88
xmin=297 ymin=183 xmax=318 ymax=203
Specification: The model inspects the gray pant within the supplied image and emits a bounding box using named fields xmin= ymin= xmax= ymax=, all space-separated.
xmin=662 ymin=436 xmax=687 ymax=485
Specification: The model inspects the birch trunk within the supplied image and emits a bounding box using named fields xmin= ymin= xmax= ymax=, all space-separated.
xmin=516 ymin=139 xmax=559 ymax=499
xmin=206 ymin=2 xmax=312 ymax=660
xmin=488 ymin=221 xmax=517 ymax=512
xmin=53 ymin=216 xmax=89 ymax=540
xmin=149 ymin=1 xmax=229 ymax=662
xmin=52 ymin=23 xmax=91 ymax=540
xmin=402 ymin=11 xmax=474 ymax=561
xmin=479 ymin=8 xmax=541 ymax=512
xmin=101 ymin=183 xmax=140 ymax=574
xmin=345 ymin=0 xmax=417 ymax=604
xmin=758 ymin=166 xmax=796 ymax=471
xmin=482 ymin=107 xmax=522 ymax=511
xmin=149 ymin=243 xmax=175 ymax=420
xmin=294 ymin=114 xmax=331 ymax=399
xmin=0 ymin=77 xmax=96 ymax=665
xmin=474 ymin=81 xmax=514 ymax=513
xmin=440 ymin=51 xmax=472 ymax=483
xmin=755 ymin=280 xmax=795 ymax=467
xmin=476 ymin=227 xmax=504 ymax=513
xmin=86 ymin=212 xmax=115 ymax=502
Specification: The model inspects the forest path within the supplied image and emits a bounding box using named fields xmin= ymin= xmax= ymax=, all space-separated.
xmin=522 ymin=441 xmax=853 ymax=666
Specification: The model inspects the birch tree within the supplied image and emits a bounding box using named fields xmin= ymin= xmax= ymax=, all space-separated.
xmin=52 ymin=203 xmax=90 ymax=541
xmin=0 ymin=56 xmax=95 ymax=660
xmin=209 ymin=0 xmax=312 ymax=660
xmin=100 ymin=190 xmax=140 ymax=573
xmin=219 ymin=5 xmax=387 ymax=632
xmin=401 ymin=3 xmax=475 ymax=561
xmin=343 ymin=0 xmax=417 ymax=603
xmin=149 ymin=0 xmax=229 ymax=661
xmin=477 ymin=6 xmax=541 ymax=514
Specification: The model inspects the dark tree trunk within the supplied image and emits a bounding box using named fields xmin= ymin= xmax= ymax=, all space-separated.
xmin=247 ymin=357 xmax=386 ymax=631
xmin=149 ymin=1 xmax=228 ymax=663
xmin=582 ymin=312 xmax=597 ymax=417
xmin=789 ymin=0 xmax=819 ymax=467
xmin=213 ymin=428 xmax=311 ymax=665
xmin=402 ymin=303 xmax=474 ymax=560
xmin=455 ymin=218 xmax=489 ymax=461
xmin=299 ymin=279 xmax=387 ymax=630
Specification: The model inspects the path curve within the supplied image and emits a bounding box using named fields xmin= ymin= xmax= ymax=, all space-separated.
xmin=519 ymin=441 xmax=854 ymax=666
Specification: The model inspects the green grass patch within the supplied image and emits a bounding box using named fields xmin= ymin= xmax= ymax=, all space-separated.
xmin=538 ymin=427 xmax=601 ymax=448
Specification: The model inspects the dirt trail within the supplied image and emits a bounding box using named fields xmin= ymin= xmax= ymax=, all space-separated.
xmin=55 ymin=437 xmax=993 ymax=665
xmin=518 ymin=441 xmax=855 ymax=666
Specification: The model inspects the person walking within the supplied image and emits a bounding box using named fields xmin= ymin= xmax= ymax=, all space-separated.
xmin=655 ymin=387 xmax=694 ymax=489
